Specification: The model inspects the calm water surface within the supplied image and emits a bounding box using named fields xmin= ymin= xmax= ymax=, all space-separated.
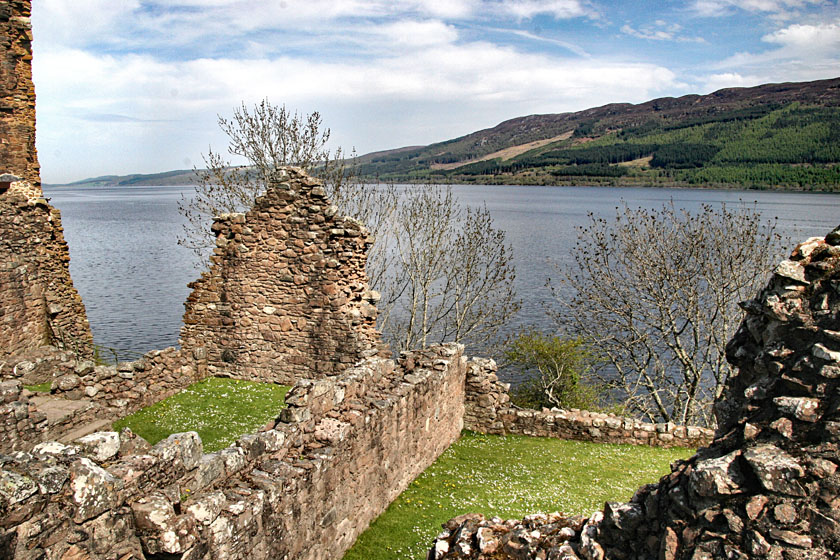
xmin=44 ymin=184 xmax=840 ymax=366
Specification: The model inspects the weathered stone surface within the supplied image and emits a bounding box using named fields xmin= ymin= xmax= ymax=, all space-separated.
xmin=773 ymin=396 xmax=821 ymax=422
xmin=151 ymin=432 xmax=203 ymax=471
xmin=69 ymin=458 xmax=123 ymax=522
xmin=744 ymin=444 xmax=806 ymax=496
xmin=689 ymin=450 xmax=745 ymax=496
xmin=132 ymin=492 xmax=196 ymax=555
xmin=0 ymin=469 xmax=37 ymax=505
xmin=774 ymin=260 xmax=807 ymax=283
xmin=75 ymin=432 xmax=120 ymax=462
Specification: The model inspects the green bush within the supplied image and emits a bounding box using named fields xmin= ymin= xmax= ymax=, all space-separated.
xmin=505 ymin=331 xmax=604 ymax=410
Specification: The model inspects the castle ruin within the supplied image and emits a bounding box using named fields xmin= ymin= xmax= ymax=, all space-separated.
xmin=2 ymin=3 xmax=836 ymax=559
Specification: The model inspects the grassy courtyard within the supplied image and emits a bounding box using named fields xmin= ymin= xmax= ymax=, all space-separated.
xmin=110 ymin=380 xmax=693 ymax=560
xmin=112 ymin=377 xmax=289 ymax=452
xmin=343 ymin=431 xmax=694 ymax=560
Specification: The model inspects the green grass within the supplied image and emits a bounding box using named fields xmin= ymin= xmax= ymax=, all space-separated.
xmin=112 ymin=377 xmax=289 ymax=452
xmin=24 ymin=382 xmax=52 ymax=392
xmin=344 ymin=431 xmax=694 ymax=560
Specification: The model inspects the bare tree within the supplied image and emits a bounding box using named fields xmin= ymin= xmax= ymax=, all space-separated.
xmin=178 ymin=100 xmax=344 ymax=263
xmin=380 ymin=185 xmax=520 ymax=352
xmin=179 ymin=100 xmax=518 ymax=354
xmin=551 ymin=202 xmax=785 ymax=427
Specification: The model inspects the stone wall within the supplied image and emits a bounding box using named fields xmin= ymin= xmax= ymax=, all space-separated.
xmin=432 ymin=229 xmax=840 ymax=560
xmin=180 ymin=168 xmax=381 ymax=384
xmin=0 ymin=196 xmax=94 ymax=359
xmin=464 ymin=357 xmax=714 ymax=448
xmin=0 ymin=344 xmax=467 ymax=560
xmin=0 ymin=0 xmax=93 ymax=359
xmin=0 ymin=346 xmax=206 ymax=453
xmin=0 ymin=0 xmax=39 ymax=194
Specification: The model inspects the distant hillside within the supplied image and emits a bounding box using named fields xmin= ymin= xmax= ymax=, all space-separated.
xmin=354 ymin=77 xmax=840 ymax=190
xmin=48 ymin=169 xmax=198 ymax=187
xmin=57 ymin=77 xmax=840 ymax=191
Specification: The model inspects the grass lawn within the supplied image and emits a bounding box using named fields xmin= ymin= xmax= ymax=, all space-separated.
xmin=344 ymin=431 xmax=695 ymax=560
xmin=112 ymin=377 xmax=289 ymax=452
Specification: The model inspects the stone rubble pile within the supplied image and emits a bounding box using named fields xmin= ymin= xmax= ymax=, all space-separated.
xmin=430 ymin=227 xmax=840 ymax=560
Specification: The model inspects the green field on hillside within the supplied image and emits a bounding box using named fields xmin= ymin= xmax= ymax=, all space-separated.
xmin=359 ymin=102 xmax=840 ymax=190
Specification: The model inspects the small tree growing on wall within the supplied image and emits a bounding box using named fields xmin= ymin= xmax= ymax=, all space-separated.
xmin=551 ymin=202 xmax=785 ymax=427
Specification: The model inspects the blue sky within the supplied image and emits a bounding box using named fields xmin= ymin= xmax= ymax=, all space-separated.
xmin=32 ymin=0 xmax=840 ymax=183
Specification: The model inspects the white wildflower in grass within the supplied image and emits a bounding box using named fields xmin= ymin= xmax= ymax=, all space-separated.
xmin=345 ymin=431 xmax=694 ymax=560
xmin=112 ymin=378 xmax=289 ymax=452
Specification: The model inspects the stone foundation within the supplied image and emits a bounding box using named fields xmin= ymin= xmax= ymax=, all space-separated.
xmin=0 ymin=344 xmax=466 ymax=560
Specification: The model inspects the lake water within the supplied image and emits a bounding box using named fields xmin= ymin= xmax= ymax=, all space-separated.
xmin=43 ymin=184 xmax=840 ymax=367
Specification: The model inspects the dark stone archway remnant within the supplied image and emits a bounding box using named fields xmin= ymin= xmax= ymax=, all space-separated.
xmin=431 ymin=226 xmax=840 ymax=560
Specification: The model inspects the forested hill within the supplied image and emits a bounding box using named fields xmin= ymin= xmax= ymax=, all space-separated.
xmin=355 ymin=77 xmax=840 ymax=190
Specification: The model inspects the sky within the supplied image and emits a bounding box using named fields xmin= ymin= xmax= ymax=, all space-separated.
xmin=31 ymin=0 xmax=840 ymax=183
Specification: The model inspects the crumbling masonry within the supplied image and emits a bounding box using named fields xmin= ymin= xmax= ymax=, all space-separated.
xmin=0 ymin=1 xmax=93 ymax=359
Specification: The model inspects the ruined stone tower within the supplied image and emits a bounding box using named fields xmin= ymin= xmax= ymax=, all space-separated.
xmin=0 ymin=0 xmax=93 ymax=357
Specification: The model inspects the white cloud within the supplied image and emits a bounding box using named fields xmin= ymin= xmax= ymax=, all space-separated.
xmin=33 ymin=37 xmax=680 ymax=182
xmin=620 ymin=20 xmax=704 ymax=43
xmin=701 ymin=72 xmax=765 ymax=91
xmin=714 ymin=19 xmax=840 ymax=67
xmin=691 ymin=0 xmax=823 ymax=17
xmin=762 ymin=20 xmax=840 ymax=52
xmin=701 ymin=19 xmax=840 ymax=90
xmin=375 ymin=20 xmax=460 ymax=47
xmin=500 ymin=0 xmax=593 ymax=20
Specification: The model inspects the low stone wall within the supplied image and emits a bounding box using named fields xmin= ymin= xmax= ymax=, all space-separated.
xmin=0 ymin=345 xmax=207 ymax=453
xmin=180 ymin=168 xmax=381 ymax=384
xmin=0 ymin=344 xmax=467 ymax=560
xmin=464 ymin=357 xmax=714 ymax=449
xmin=48 ymin=346 xmax=207 ymax=415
